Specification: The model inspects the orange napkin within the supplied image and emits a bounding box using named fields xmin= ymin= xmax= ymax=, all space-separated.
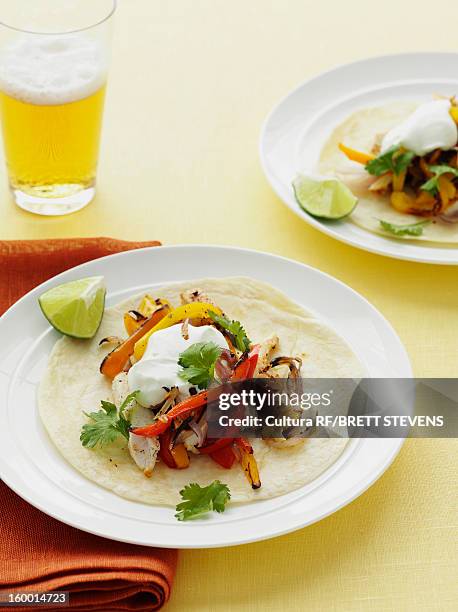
xmin=0 ymin=238 xmax=178 ymax=611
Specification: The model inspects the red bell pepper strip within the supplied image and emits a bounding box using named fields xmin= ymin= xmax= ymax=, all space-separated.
xmin=209 ymin=444 xmax=236 ymax=469
xmin=159 ymin=430 xmax=190 ymax=469
xmin=158 ymin=430 xmax=176 ymax=468
xmin=133 ymin=390 xmax=208 ymax=438
xmin=199 ymin=437 xmax=234 ymax=455
xmin=133 ymin=345 xmax=260 ymax=438
xmin=228 ymin=347 xmax=262 ymax=486
xmin=231 ymin=345 xmax=260 ymax=381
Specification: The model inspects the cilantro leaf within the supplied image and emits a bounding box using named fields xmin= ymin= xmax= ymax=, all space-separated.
xmin=175 ymin=480 xmax=231 ymax=521
xmin=208 ymin=311 xmax=251 ymax=352
xmin=379 ymin=219 xmax=429 ymax=237
xmin=178 ymin=341 xmax=223 ymax=389
xmin=420 ymin=165 xmax=458 ymax=194
xmin=365 ymin=146 xmax=415 ymax=176
xmin=80 ymin=391 xmax=138 ymax=449
xmin=392 ymin=150 xmax=416 ymax=175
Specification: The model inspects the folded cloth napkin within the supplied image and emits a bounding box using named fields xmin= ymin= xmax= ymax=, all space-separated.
xmin=0 ymin=238 xmax=178 ymax=611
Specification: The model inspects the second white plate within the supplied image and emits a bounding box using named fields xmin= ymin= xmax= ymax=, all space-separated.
xmin=260 ymin=52 xmax=458 ymax=265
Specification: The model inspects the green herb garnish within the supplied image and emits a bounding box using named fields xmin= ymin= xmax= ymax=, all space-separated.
xmin=379 ymin=219 xmax=429 ymax=237
xmin=420 ymin=164 xmax=458 ymax=194
xmin=175 ymin=480 xmax=231 ymax=521
xmin=366 ymin=146 xmax=415 ymax=176
xmin=178 ymin=341 xmax=223 ymax=389
xmin=80 ymin=391 xmax=138 ymax=449
xmin=208 ymin=311 xmax=251 ymax=352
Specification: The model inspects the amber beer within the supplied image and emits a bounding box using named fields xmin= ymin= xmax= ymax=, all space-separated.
xmin=0 ymin=84 xmax=106 ymax=199
xmin=0 ymin=31 xmax=110 ymax=214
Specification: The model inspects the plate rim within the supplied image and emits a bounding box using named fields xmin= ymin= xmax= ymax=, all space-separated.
xmin=259 ymin=51 xmax=458 ymax=265
xmin=0 ymin=241 xmax=414 ymax=320
xmin=0 ymin=244 xmax=412 ymax=547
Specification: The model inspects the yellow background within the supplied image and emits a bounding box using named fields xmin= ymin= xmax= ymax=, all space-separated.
xmin=1 ymin=1 xmax=457 ymax=609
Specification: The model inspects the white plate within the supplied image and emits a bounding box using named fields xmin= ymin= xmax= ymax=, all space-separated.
xmin=260 ymin=52 xmax=458 ymax=265
xmin=0 ymin=245 xmax=412 ymax=548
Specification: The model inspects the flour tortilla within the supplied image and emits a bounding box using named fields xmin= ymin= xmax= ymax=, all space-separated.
xmin=319 ymin=101 xmax=458 ymax=244
xmin=39 ymin=277 xmax=363 ymax=506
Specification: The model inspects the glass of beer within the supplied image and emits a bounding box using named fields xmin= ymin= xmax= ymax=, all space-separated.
xmin=0 ymin=1 xmax=116 ymax=215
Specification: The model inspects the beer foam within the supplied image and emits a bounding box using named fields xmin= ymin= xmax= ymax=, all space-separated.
xmin=0 ymin=34 xmax=107 ymax=105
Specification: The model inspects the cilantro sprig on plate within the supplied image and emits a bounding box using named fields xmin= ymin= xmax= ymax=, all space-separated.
xmin=80 ymin=391 xmax=138 ymax=449
xmin=178 ymin=341 xmax=223 ymax=389
xmin=379 ymin=219 xmax=430 ymax=237
xmin=175 ymin=480 xmax=231 ymax=521
xmin=208 ymin=311 xmax=251 ymax=352
xmin=365 ymin=146 xmax=415 ymax=177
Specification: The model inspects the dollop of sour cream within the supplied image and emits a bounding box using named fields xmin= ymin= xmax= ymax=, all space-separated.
xmin=128 ymin=324 xmax=228 ymax=407
xmin=381 ymin=99 xmax=458 ymax=157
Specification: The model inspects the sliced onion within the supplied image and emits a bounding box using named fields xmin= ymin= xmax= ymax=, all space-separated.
xmin=368 ymin=173 xmax=393 ymax=192
xmin=172 ymin=415 xmax=193 ymax=444
xmin=269 ymin=356 xmax=302 ymax=378
xmin=188 ymin=418 xmax=208 ymax=447
xmin=127 ymin=310 xmax=147 ymax=322
xmin=214 ymin=349 xmax=237 ymax=382
xmin=99 ymin=336 xmax=124 ymax=347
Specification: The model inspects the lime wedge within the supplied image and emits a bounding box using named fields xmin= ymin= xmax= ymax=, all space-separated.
xmin=293 ymin=174 xmax=357 ymax=219
xmin=39 ymin=276 xmax=106 ymax=339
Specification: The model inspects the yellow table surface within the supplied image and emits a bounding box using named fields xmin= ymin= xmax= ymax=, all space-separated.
xmin=1 ymin=1 xmax=457 ymax=609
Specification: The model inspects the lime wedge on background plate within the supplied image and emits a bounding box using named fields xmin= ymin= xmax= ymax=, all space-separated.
xmin=39 ymin=276 xmax=106 ymax=339
xmin=292 ymin=174 xmax=357 ymax=219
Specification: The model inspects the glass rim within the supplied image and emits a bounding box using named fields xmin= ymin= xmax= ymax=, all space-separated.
xmin=0 ymin=0 xmax=117 ymax=36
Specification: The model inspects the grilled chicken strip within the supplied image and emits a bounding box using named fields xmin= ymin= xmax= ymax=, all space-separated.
xmin=128 ymin=432 xmax=160 ymax=477
xmin=180 ymin=288 xmax=217 ymax=307
xmin=254 ymin=335 xmax=279 ymax=376
xmin=112 ymin=372 xmax=159 ymax=476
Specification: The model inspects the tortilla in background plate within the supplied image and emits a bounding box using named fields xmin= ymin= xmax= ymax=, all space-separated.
xmin=319 ymin=101 xmax=458 ymax=244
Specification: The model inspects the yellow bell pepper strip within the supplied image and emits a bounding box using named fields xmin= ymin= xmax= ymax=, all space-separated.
xmin=100 ymin=305 xmax=171 ymax=379
xmin=450 ymin=106 xmax=458 ymax=124
xmin=438 ymin=174 xmax=456 ymax=210
xmin=390 ymin=191 xmax=416 ymax=213
xmin=338 ymin=142 xmax=374 ymax=165
xmin=138 ymin=295 xmax=171 ymax=318
xmin=171 ymin=443 xmax=190 ymax=469
xmin=392 ymin=169 xmax=406 ymax=192
xmin=123 ymin=311 xmax=147 ymax=336
xmin=234 ymin=438 xmax=261 ymax=489
xmin=133 ymin=390 xmax=209 ymax=438
xmin=133 ymin=302 xmax=223 ymax=360
xmin=125 ymin=295 xmax=172 ymax=335
xmin=415 ymin=191 xmax=437 ymax=210
xmin=228 ymin=351 xmax=262 ymax=487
